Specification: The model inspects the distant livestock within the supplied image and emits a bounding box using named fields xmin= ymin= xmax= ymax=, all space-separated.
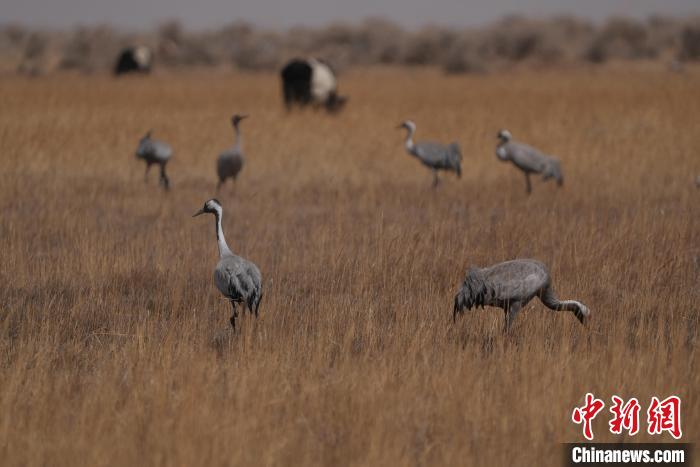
xmin=398 ymin=120 xmax=462 ymax=187
xmin=496 ymin=129 xmax=563 ymax=194
xmin=453 ymin=259 xmax=590 ymax=331
xmin=281 ymin=58 xmax=347 ymax=112
xmin=114 ymin=46 xmax=153 ymax=76
xmin=135 ymin=130 xmax=172 ymax=190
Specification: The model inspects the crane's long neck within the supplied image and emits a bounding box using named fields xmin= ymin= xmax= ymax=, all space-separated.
xmin=550 ymin=299 xmax=582 ymax=312
xmin=404 ymin=127 xmax=415 ymax=152
xmin=233 ymin=125 xmax=242 ymax=151
xmin=214 ymin=209 xmax=233 ymax=258
xmin=543 ymin=295 xmax=590 ymax=323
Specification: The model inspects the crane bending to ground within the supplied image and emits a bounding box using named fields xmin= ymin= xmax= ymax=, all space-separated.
xmin=453 ymin=259 xmax=590 ymax=332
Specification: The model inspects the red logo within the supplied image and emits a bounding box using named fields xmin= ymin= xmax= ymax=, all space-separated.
xmin=608 ymin=396 xmax=640 ymax=436
xmin=572 ymin=393 xmax=605 ymax=440
xmin=647 ymin=396 xmax=682 ymax=439
xmin=572 ymin=394 xmax=682 ymax=440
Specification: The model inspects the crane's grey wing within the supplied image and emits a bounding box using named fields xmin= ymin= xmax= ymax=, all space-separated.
xmin=217 ymin=149 xmax=244 ymax=178
xmin=482 ymin=260 xmax=549 ymax=302
xmin=215 ymin=257 xmax=261 ymax=302
xmin=507 ymin=142 xmax=549 ymax=173
xmin=242 ymin=260 xmax=262 ymax=293
xmin=151 ymin=140 xmax=173 ymax=161
xmin=214 ymin=259 xmax=246 ymax=299
xmin=414 ymin=142 xmax=452 ymax=169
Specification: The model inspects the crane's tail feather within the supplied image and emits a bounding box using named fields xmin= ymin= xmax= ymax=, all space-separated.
xmin=453 ymin=294 xmax=462 ymax=322
xmin=543 ymin=159 xmax=563 ymax=186
xmin=254 ymin=293 xmax=263 ymax=318
xmin=453 ymin=268 xmax=492 ymax=323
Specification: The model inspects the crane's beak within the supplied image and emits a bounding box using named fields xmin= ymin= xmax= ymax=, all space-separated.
xmin=192 ymin=208 xmax=205 ymax=217
xmin=396 ymin=123 xmax=404 ymax=129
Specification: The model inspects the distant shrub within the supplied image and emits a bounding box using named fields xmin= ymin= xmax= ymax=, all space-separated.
xmin=157 ymin=20 xmax=219 ymax=67
xmin=443 ymin=33 xmax=488 ymax=74
xmin=679 ymin=22 xmax=700 ymax=60
xmin=17 ymin=32 xmax=48 ymax=75
xmin=59 ymin=26 xmax=124 ymax=72
xmin=1 ymin=15 xmax=698 ymax=74
xmin=585 ymin=18 xmax=657 ymax=63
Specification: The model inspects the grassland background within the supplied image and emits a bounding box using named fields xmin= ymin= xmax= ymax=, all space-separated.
xmin=0 ymin=66 xmax=698 ymax=466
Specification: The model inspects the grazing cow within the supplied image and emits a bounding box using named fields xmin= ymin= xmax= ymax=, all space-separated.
xmin=114 ymin=46 xmax=153 ymax=76
xmin=281 ymin=58 xmax=347 ymax=112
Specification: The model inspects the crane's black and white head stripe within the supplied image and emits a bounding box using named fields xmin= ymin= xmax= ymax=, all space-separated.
xmin=231 ymin=114 xmax=248 ymax=127
xmin=398 ymin=120 xmax=416 ymax=133
xmin=497 ymin=129 xmax=512 ymax=142
xmin=193 ymin=199 xmax=223 ymax=218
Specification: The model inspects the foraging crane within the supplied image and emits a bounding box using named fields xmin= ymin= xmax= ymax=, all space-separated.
xmin=453 ymin=259 xmax=590 ymax=332
xmin=217 ymin=114 xmax=248 ymax=191
xmin=193 ymin=199 xmax=263 ymax=330
xmin=398 ymin=120 xmax=462 ymax=187
xmin=495 ymin=129 xmax=563 ymax=194
xmin=135 ymin=130 xmax=172 ymax=190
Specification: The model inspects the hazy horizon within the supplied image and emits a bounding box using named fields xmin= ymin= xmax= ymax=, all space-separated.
xmin=3 ymin=0 xmax=699 ymax=30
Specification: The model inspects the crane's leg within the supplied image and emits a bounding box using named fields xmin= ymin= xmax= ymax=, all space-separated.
xmin=254 ymin=293 xmax=263 ymax=319
xmin=504 ymin=301 xmax=522 ymax=333
xmin=160 ymin=164 xmax=170 ymax=191
xmin=144 ymin=163 xmax=151 ymax=183
xmin=432 ymin=169 xmax=439 ymax=188
xmin=229 ymin=301 xmax=238 ymax=330
xmin=216 ymin=178 xmax=224 ymax=193
xmin=524 ymin=173 xmax=532 ymax=194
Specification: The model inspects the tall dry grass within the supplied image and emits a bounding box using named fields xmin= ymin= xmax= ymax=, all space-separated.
xmin=0 ymin=67 xmax=698 ymax=466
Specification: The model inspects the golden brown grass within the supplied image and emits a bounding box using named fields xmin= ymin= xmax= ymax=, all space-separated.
xmin=0 ymin=67 xmax=698 ymax=466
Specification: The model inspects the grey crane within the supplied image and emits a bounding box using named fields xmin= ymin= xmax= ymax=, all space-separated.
xmin=495 ymin=129 xmax=563 ymax=194
xmin=193 ymin=198 xmax=263 ymax=330
xmin=398 ymin=120 xmax=462 ymax=188
xmin=135 ymin=130 xmax=172 ymax=190
xmin=453 ymin=259 xmax=590 ymax=332
xmin=217 ymin=114 xmax=248 ymax=192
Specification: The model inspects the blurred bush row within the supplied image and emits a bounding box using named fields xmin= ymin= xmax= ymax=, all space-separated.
xmin=2 ymin=15 xmax=700 ymax=75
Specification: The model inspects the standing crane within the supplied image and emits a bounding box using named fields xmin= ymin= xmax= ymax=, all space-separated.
xmin=495 ymin=129 xmax=563 ymax=194
xmin=193 ymin=199 xmax=263 ymax=330
xmin=135 ymin=130 xmax=172 ymax=190
xmin=398 ymin=120 xmax=462 ymax=188
xmin=217 ymin=114 xmax=248 ymax=192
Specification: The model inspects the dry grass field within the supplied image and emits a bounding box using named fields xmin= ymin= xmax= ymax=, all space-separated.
xmin=0 ymin=66 xmax=698 ymax=466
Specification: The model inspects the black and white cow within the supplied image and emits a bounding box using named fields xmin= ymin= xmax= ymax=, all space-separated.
xmin=114 ymin=46 xmax=153 ymax=76
xmin=281 ymin=58 xmax=347 ymax=113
